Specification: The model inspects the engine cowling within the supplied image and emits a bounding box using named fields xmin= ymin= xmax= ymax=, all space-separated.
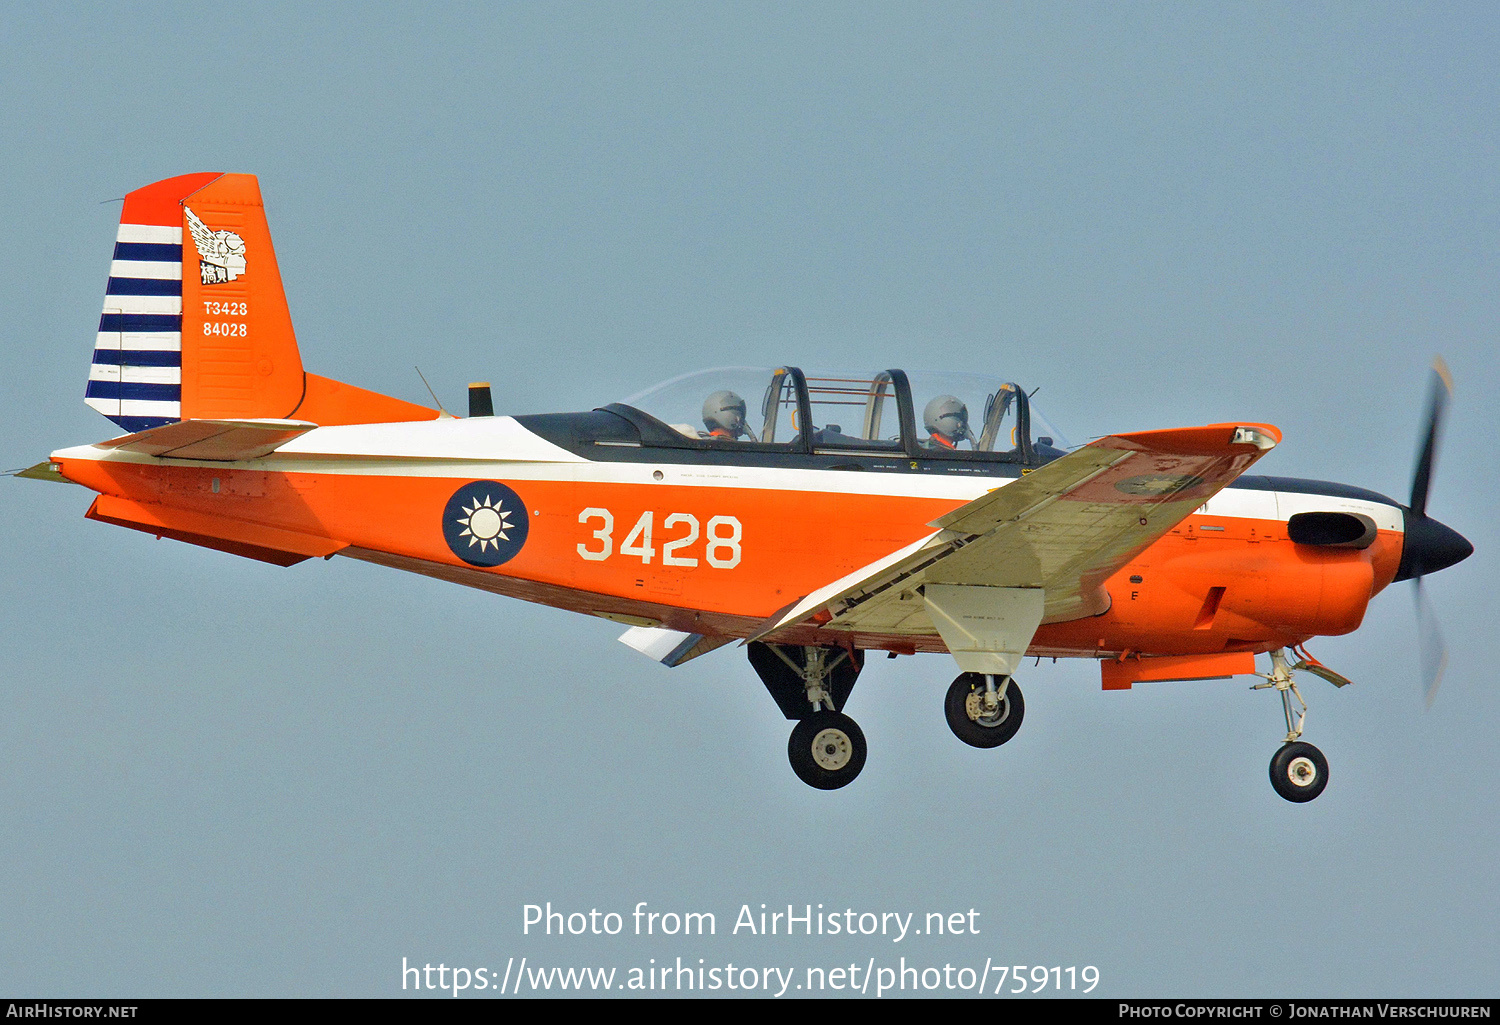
xmin=1162 ymin=546 xmax=1375 ymax=636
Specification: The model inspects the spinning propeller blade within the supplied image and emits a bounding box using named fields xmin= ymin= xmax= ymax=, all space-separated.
xmin=1408 ymin=357 xmax=1452 ymax=519
xmin=1413 ymin=579 xmax=1447 ymax=708
xmin=1396 ymin=358 xmax=1469 ymax=705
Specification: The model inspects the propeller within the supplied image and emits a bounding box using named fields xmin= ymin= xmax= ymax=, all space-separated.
xmin=1408 ymin=358 xmax=1452 ymax=522
xmin=1393 ymin=358 xmax=1472 ymax=706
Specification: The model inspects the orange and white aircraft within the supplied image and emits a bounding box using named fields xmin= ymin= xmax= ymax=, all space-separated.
xmin=25 ymin=172 xmax=1473 ymax=799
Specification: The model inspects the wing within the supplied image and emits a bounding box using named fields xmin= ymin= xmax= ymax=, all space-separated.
xmin=749 ymin=422 xmax=1280 ymax=643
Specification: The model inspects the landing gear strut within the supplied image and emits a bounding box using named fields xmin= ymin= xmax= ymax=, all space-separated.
xmin=944 ymin=672 xmax=1025 ymax=748
xmin=1253 ymin=647 xmax=1335 ymax=803
xmin=748 ymin=643 xmax=868 ymax=790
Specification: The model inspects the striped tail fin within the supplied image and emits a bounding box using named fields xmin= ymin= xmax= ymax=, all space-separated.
xmin=87 ymin=172 xmax=440 ymax=433
xmin=87 ymin=173 xmax=219 ymax=431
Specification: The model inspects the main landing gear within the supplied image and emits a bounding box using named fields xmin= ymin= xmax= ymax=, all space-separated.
xmin=748 ymin=644 xmax=1032 ymax=788
xmin=748 ymin=643 xmax=867 ymax=790
xmin=1253 ymin=646 xmax=1348 ymax=803
xmin=944 ymin=672 xmax=1025 ymax=748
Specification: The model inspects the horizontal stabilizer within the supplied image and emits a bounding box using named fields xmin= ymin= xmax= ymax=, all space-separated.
xmin=14 ymin=461 xmax=74 ymax=484
xmin=96 ymin=418 xmax=316 ymax=460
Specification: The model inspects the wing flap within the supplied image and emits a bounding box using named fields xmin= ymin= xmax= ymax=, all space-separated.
xmin=745 ymin=530 xmax=950 ymax=643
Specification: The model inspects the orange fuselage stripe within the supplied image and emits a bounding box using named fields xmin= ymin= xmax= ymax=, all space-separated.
xmin=59 ymin=456 xmax=1402 ymax=658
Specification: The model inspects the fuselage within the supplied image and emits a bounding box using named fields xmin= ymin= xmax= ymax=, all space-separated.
xmin=51 ymin=410 xmax=1428 ymax=662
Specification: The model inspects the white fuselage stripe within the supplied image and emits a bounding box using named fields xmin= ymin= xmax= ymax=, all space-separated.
xmin=1271 ymin=490 xmax=1403 ymax=532
xmin=1197 ymin=487 xmax=1402 ymax=531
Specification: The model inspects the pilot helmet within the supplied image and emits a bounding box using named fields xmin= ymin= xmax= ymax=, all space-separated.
xmin=924 ymin=394 xmax=975 ymax=445
xmin=703 ymin=389 xmax=749 ymax=438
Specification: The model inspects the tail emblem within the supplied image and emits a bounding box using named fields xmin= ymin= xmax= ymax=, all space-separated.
xmin=185 ymin=208 xmax=246 ymax=284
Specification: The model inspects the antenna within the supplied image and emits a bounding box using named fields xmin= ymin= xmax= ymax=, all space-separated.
xmin=414 ymin=366 xmax=448 ymax=414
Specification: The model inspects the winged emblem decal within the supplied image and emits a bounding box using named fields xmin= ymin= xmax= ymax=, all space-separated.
xmin=185 ymin=208 xmax=247 ymax=284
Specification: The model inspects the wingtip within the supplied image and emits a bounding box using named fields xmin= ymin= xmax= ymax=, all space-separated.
xmin=1107 ymin=422 xmax=1281 ymax=456
xmin=1231 ymin=425 xmax=1279 ymax=451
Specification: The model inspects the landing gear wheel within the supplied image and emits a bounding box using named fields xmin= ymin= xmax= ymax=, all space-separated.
xmin=788 ymin=711 xmax=867 ymax=790
xmin=944 ymin=673 xmax=1024 ymax=749
xmin=1269 ymin=741 xmax=1329 ymax=803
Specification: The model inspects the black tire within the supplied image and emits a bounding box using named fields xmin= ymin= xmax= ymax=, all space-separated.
xmin=788 ymin=711 xmax=867 ymax=790
xmin=1269 ymin=742 xmax=1329 ymax=803
xmin=944 ymin=673 xmax=1025 ymax=748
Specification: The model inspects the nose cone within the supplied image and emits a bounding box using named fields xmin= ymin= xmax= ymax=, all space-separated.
xmin=1395 ymin=511 xmax=1474 ymax=581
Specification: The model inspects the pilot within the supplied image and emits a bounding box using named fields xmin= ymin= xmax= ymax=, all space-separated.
xmin=702 ymin=389 xmax=751 ymax=440
xmin=923 ymin=395 xmax=976 ymax=450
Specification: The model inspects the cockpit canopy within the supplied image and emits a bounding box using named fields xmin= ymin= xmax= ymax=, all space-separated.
xmin=614 ymin=367 xmax=1069 ymax=462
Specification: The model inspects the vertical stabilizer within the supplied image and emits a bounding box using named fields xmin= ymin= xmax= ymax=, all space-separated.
xmin=87 ymin=173 xmax=438 ymax=432
xmin=88 ymin=172 xmax=307 ymax=431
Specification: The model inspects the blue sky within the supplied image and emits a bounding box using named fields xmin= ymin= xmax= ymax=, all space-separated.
xmin=2 ymin=2 xmax=1496 ymax=997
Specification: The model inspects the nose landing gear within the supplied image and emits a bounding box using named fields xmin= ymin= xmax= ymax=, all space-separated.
xmin=1253 ymin=647 xmax=1345 ymax=803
